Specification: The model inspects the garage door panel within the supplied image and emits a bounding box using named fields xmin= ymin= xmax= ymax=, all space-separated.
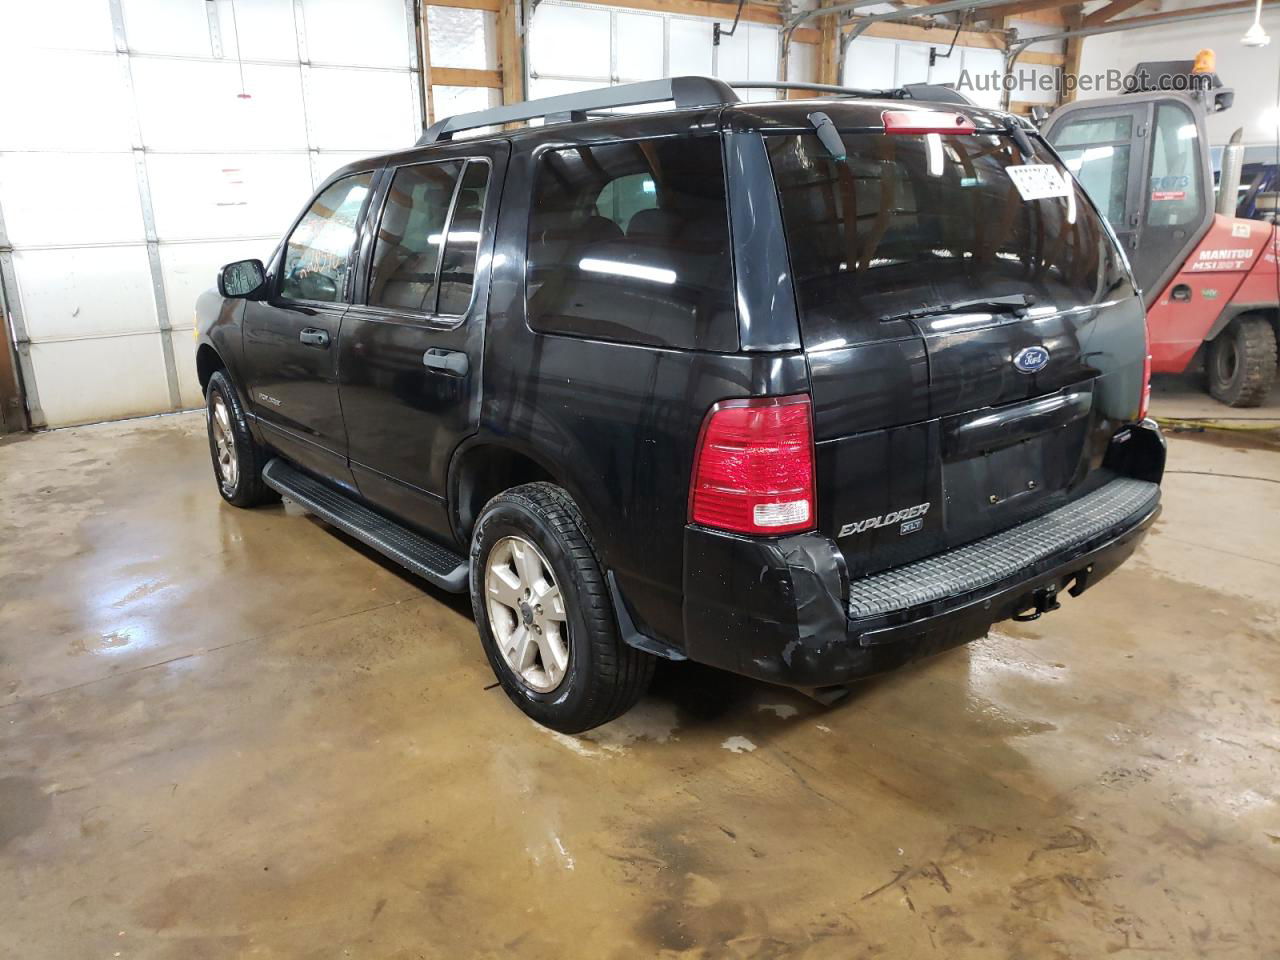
xmin=0 ymin=153 xmax=145 ymax=246
xmin=132 ymin=59 xmax=308 ymax=152
xmin=120 ymin=0 xmax=213 ymax=58
xmin=169 ymin=329 xmax=205 ymax=409
xmin=301 ymin=0 xmax=411 ymax=68
xmin=29 ymin=335 xmax=173 ymax=426
xmin=211 ymin=0 xmax=299 ymax=62
xmin=15 ymin=246 xmax=158 ymax=342
xmin=147 ymin=153 xmax=313 ymax=241
xmin=617 ymin=13 xmax=664 ymax=81
xmin=160 ymin=239 xmax=273 ymax=331
xmin=0 ymin=50 xmax=134 ymax=152
xmin=529 ymin=5 xmax=610 ymax=79
xmin=311 ymin=151 xmax=384 ymax=187
xmin=0 ymin=0 xmax=115 ymax=52
xmin=305 ymin=68 xmax=415 ymax=151
xmin=669 ymin=18 xmax=713 ymax=76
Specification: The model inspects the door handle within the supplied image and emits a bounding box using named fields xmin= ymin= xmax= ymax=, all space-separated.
xmin=299 ymin=327 xmax=330 ymax=348
xmin=422 ymin=348 xmax=469 ymax=376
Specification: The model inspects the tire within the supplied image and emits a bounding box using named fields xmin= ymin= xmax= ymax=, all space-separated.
xmin=469 ymin=482 xmax=654 ymax=733
xmin=205 ymin=370 xmax=279 ymax=508
xmin=1207 ymin=315 xmax=1277 ymax=408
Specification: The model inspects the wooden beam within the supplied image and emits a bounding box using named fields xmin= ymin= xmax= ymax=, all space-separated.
xmin=817 ymin=0 xmax=841 ymax=84
xmin=852 ymin=20 xmax=1007 ymax=49
xmin=431 ymin=66 xmax=503 ymax=88
xmin=1082 ymin=0 xmax=1147 ymax=25
xmin=496 ymin=0 xmax=524 ymax=105
xmin=567 ymin=0 xmax=786 ymax=27
xmin=1060 ymin=4 xmax=1084 ymax=103
xmin=426 ymin=0 xmax=501 ymax=10
xmin=1019 ymin=49 xmax=1065 ymax=64
xmin=1083 ymin=0 xmax=1279 ymax=28
xmin=971 ymin=0 xmax=1072 ymax=24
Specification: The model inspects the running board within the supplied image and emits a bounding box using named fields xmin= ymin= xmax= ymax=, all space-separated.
xmin=262 ymin=458 xmax=469 ymax=593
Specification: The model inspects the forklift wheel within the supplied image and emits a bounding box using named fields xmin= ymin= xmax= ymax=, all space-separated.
xmin=1207 ymin=315 xmax=1277 ymax=408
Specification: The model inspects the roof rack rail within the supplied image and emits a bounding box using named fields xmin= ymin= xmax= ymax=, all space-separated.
xmin=417 ymin=75 xmax=739 ymax=145
xmin=728 ymin=80 xmax=976 ymax=106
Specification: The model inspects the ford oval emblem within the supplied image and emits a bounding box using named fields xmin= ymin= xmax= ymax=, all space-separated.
xmin=1013 ymin=346 xmax=1050 ymax=374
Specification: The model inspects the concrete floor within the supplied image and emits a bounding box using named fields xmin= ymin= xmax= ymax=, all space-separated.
xmin=2 ymin=385 xmax=1279 ymax=958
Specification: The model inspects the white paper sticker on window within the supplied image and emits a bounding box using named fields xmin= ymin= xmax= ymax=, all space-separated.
xmin=1005 ymin=164 xmax=1071 ymax=201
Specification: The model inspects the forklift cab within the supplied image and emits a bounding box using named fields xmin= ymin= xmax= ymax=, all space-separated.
xmin=1041 ymin=67 xmax=1230 ymax=299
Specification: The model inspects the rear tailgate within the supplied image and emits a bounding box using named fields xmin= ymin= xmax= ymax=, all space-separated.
xmin=765 ymin=106 xmax=1148 ymax=579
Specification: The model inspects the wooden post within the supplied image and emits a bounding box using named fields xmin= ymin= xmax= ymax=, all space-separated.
xmin=498 ymin=0 xmax=526 ymax=105
xmin=817 ymin=1 xmax=840 ymax=86
xmin=1061 ymin=4 xmax=1084 ymax=105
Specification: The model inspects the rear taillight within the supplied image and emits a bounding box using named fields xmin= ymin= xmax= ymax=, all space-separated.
xmin=689 ymin=395 xmax=816 ymax=535
xmin=881 ymin=110 xmax=977 ymax=135
xmin=1138 ymin=351 xmax=1152 ymax=421
xmin=1138 ymin=320 xmax=1152 ymax=420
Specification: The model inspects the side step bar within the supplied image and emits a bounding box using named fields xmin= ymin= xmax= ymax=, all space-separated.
xmin=261 ymin=458 xmax=469 ymax=593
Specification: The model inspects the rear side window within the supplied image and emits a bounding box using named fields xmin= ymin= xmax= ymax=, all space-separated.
xmin=368 ymin=159 xmax=491 ymax=316
xmin=526 ymin=136 xmax=736 ymax=351
xmin=280 ymin=172 xmax=372 ymax=303
xmin=766 ymin=132 xmax=1130 ymax=347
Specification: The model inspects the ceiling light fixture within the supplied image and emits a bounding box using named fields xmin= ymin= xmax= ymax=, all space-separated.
xmin=1242 ymin=0 xmax=1271 ymax=46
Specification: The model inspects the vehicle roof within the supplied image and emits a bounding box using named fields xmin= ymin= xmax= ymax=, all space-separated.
xmin=327 ymin=96 xmax=1023 ymax=186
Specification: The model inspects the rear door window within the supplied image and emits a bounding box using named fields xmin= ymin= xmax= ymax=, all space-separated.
xmin=280 ymin=172 xmax=373 ymax=303
xmin=367 ymin=158 xmax=491 ymax=317
xmin=526 ymin=136 xmax=737 ymax=351
xmin=766 ymin=131 xmax=1130 ymax=346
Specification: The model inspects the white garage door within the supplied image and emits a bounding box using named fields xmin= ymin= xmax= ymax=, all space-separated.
xmin=0 ymin=0 xmax=423 ymax=427
xmin=527 ymin=1 xmax=784 ymax=103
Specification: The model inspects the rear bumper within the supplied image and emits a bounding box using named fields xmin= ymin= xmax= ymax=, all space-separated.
xmin=681 ymin=473 xmax=1161 ymax=688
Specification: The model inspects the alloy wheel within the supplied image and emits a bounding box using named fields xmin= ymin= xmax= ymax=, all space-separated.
xmin=210 ymin=394 xmax=239 ymax=492
xmin=484 ymin=535 xmax=569 ymax=693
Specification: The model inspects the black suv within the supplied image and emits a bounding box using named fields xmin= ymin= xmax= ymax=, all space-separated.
xmin=195 ymin=77 xmax=1164 ymax=732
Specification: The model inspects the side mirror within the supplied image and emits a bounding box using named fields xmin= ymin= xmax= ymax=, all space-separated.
xmin=218 ymin=259 xmax=267 ymax=299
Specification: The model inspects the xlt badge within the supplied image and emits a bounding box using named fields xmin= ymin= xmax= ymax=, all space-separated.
xmin=839 ymin=502 xmax=931 ymax=537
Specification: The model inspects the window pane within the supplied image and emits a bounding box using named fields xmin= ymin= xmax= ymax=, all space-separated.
xmin=280 ymin=172 xmax=371 ymax=303
xmin=1055 ymin=114 xmax=1132 ymax=147
xmin=766 ymin=132 xmax=1129 ymax=346
xmin=368 ymin=161 xmax=463 ymax=312
xmin=437 ymin=161 xmax=490 ymax=315
xmin=527 ymin=136 xmax=736 ymax=351
xmin=1059 ymin=143 xmax=1131 ymax=224
xmin=594 ymin=172 xmax=657 ymax=232
xmin=1148 ymin=103 xmax=1202 ymax=226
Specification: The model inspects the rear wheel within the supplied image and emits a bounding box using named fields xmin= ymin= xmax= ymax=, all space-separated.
xmin=1207 ymin=315 xmax=1277 ymax=408
xmin=205 ymin=370 xmax=278 ymax=507
xmin=470 ymin=482 xmax=654 ymax=733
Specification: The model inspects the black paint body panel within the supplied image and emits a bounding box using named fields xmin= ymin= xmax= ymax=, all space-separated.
xmin=193 ymin=98 xmax=1162 ymax=686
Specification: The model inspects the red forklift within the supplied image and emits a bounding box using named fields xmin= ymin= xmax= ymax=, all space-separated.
xmin=1040 ymin=56 xmax=1280 ymax=406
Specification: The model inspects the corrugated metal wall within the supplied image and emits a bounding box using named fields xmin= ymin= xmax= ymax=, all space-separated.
xmin=0 ymin=0 xmax=422 ymax=427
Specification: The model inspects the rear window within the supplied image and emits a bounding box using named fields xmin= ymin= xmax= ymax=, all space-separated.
xmin=526 ymin=136 xmax=737 ymax=351
xmin=766 ymin=132 xmax=1131 ymax=347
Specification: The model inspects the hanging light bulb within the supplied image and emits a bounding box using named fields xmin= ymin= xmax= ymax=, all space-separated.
xmin=1242 ymin=0 xmax=1270 ymax=47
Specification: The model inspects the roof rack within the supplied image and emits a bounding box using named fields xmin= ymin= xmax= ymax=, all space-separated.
xmin=417 ymin=75 xmax=739 ymax=145
xmin=415 ymin=75 xmax=980 ymax=146
xmin=728 ymin=80 xmax=976 ymax=105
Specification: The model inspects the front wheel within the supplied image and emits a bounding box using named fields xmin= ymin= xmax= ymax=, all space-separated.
xmin=1207 ymin=315 xmax=1277 ymax=408
xmin=205 ymin=370 xmax=278 ymax=507
xmin=469 ymin=482 xmax=654 ymax=733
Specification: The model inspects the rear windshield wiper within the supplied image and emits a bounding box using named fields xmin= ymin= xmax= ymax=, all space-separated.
xmin=881 ymin=293 xmax=1036 ymax=324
